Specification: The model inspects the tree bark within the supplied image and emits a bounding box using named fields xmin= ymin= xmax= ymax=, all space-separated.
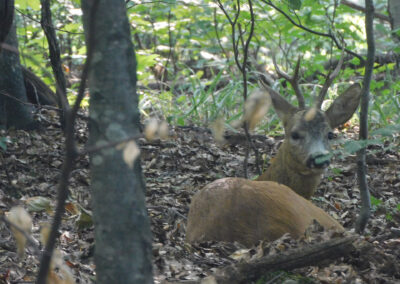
xmin=388 ymin=0 xmax=400 ymax=41
xmin=0 ymin=17 xmax=36 ymax=130
xmin=0 ymin=0 xmax=14 ymax=50
xmin=81 ymin=0 xmax=153 ymax=283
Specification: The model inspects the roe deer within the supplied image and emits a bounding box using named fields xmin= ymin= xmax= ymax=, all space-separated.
xmin=186 ymin=58 xmax=362 ymax=245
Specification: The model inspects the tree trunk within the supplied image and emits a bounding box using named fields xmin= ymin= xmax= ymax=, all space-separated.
xmin=0 ymin=18 xmax=36 ymax=130
xmin=81 ymin=1 xmax=153 ymax=283
xmin=388 ymin=0 xmax=400 ymax=41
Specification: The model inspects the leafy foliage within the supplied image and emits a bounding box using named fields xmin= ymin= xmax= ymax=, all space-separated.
xmin=12 ymin=0 xmax=400 ymax=134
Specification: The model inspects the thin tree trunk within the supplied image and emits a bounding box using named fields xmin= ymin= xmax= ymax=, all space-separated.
xmin=356 ymin=0 xmax=375 ymax=233
xmin=388 ymin=0 xmax=400 ymax=41
xmin=81 ymin=0 xmax=153 ymax=283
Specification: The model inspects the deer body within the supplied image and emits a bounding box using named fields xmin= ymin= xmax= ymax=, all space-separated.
xmin=186 ymin=178 xmax=344 ymax=247
xmin=186 ymin=81 xmax=361 ymax=246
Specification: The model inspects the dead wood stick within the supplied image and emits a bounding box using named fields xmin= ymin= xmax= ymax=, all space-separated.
xmin=207 ymin=235 xmax=357 ymax=284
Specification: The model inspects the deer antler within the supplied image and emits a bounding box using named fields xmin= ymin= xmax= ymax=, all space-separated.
xmin=316 ymin=48 xmax=345 ymax=109
xmin=272 ymin=55 xmax=305 ymax=109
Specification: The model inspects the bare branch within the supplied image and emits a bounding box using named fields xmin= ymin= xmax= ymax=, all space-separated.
xmin=342 ymin=0 xmax=390 ymax=22
xmin=216 ymin=0 xmax=243 ymax=73
xmin=356 ymin=0 xmax=375 ymax=234
xmin=316 ymin=47 xmax=345 ymax=109
xmin=213 ymin=8 xmax=229 ymax=59
xmin=259 ymin=0 xmax=364 ymax=65
xmin=272 ymin=55 xmax=305 ymax=109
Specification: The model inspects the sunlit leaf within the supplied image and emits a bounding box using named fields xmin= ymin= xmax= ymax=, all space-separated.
xmin=122 ymin=141 xmax=140 ymax=169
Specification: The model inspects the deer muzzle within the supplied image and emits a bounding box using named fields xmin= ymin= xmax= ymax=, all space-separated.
xmin=306 ymin=152 xmax=331 ymax=169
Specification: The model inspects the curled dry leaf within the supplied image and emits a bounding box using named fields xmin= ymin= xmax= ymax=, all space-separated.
xmin=229 ymin=248 xmax=252 ymax=262
xmin=144 ymin=118 xmax=169 ymax=141
xmin=144 ymin=118 xmax=159 ymax=141
xmin=158 ymin=121 xmax=169 ymax=139
xmin=123 ymin=140 xmax=140 ymax=169
xmin=210 ymin=117 xmax=226 ymax=143
xmin=7 ymin=206 xmax=32 ymax=258
xmin=243 ymin=89 xmax=271 ymax=130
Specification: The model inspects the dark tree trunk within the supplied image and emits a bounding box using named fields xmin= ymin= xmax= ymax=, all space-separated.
xmin=388 ymin=0 xmax=400 ymax=41
xmin=0 ymin=0 xmax=14 ymax=49
xmin=81 ymin=1 xmax=153 ymax=283
xmin=0 ymin=18 xmax=36 ymax=130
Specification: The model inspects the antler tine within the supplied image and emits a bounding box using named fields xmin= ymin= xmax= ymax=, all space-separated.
xmin=316 ymin=48 xmax=345 ymax=109
xmin=272 ymin=54 xmax=305 ymax=109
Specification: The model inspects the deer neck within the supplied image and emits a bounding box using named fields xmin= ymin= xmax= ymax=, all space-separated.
xmin=257 ymin=141 xmax=323 ymax=199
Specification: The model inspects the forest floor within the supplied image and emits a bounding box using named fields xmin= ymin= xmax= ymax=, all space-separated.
xmin=1 ymin=108 xmax=400 ymax=283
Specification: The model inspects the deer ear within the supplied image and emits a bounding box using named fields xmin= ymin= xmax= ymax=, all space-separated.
xmin=325 ymin=83 xmax=361 ymax=129
xmin=262 ymin=85 xmax=298 ymax=126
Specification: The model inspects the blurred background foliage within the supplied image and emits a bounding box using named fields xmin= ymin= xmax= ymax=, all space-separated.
xmin=13 ymin=0 xmax=400 ymax=144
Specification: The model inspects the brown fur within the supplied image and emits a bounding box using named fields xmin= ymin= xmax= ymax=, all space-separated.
xmin=186 ymin=178 xmax=344 ymax=246
xmin=257 ymin=141 xmax=322 ymax=199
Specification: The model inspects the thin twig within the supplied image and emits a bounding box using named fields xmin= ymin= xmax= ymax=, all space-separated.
xmin=80 ymin=133 xmax=143 ymax=156
xmin=356 ymin=0 xmax=374 ymax=234
xmin=259 ymin=0 xmax=364 ymax=64
xmin=15 ymin=8 xmax=84 ymax=35
xmin=0 ymin=91 xmax=88 ymax=120
xmin=213 ymin=8 xmax=229 ymax=59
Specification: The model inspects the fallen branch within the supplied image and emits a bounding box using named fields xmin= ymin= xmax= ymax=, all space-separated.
xmin=207 ymin=235 xmax=357 ymax=284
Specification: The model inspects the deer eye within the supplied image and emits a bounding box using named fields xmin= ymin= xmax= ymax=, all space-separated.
xmin=327 ymin=132 xmax=335 ymax=140
xmin=291 ymin=131 xmax=302 ymax=140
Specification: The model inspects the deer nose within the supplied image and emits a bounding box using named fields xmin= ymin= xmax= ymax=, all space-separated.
xmin=306 ymin=153 xmax=331 ymax=169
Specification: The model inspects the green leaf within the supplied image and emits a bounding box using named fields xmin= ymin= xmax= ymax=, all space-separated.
xmin=288 ymin=0 xmax=302 ymax=10
xmin=26 ymin=196 xmax=52 ymax=213
xmin=177 ymin=117 xmax=185 ymax=126
xmin=136 ymin=53 xmax=158 ymax=72
xmin=371 ymin=125 xmax=400 ymax=136
xmin=76 ymin=207 xmax=93 ymax=230
xmin=370 ymin=195 xmax=382 ymax=207
xmin=16 ymin=0 xmax=40 ymax=10
xmin=64 ymin=23 xmax=81 ymax=33
xmin=177 ymin=95 xmax=186 ymax=103
xmin=343 ymin=140 xmax=365 ymax=153
xmin=0 ymin=137 xmax=10 ymax=151
xmin=331 ymin=167 xmax=342 ymax=175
